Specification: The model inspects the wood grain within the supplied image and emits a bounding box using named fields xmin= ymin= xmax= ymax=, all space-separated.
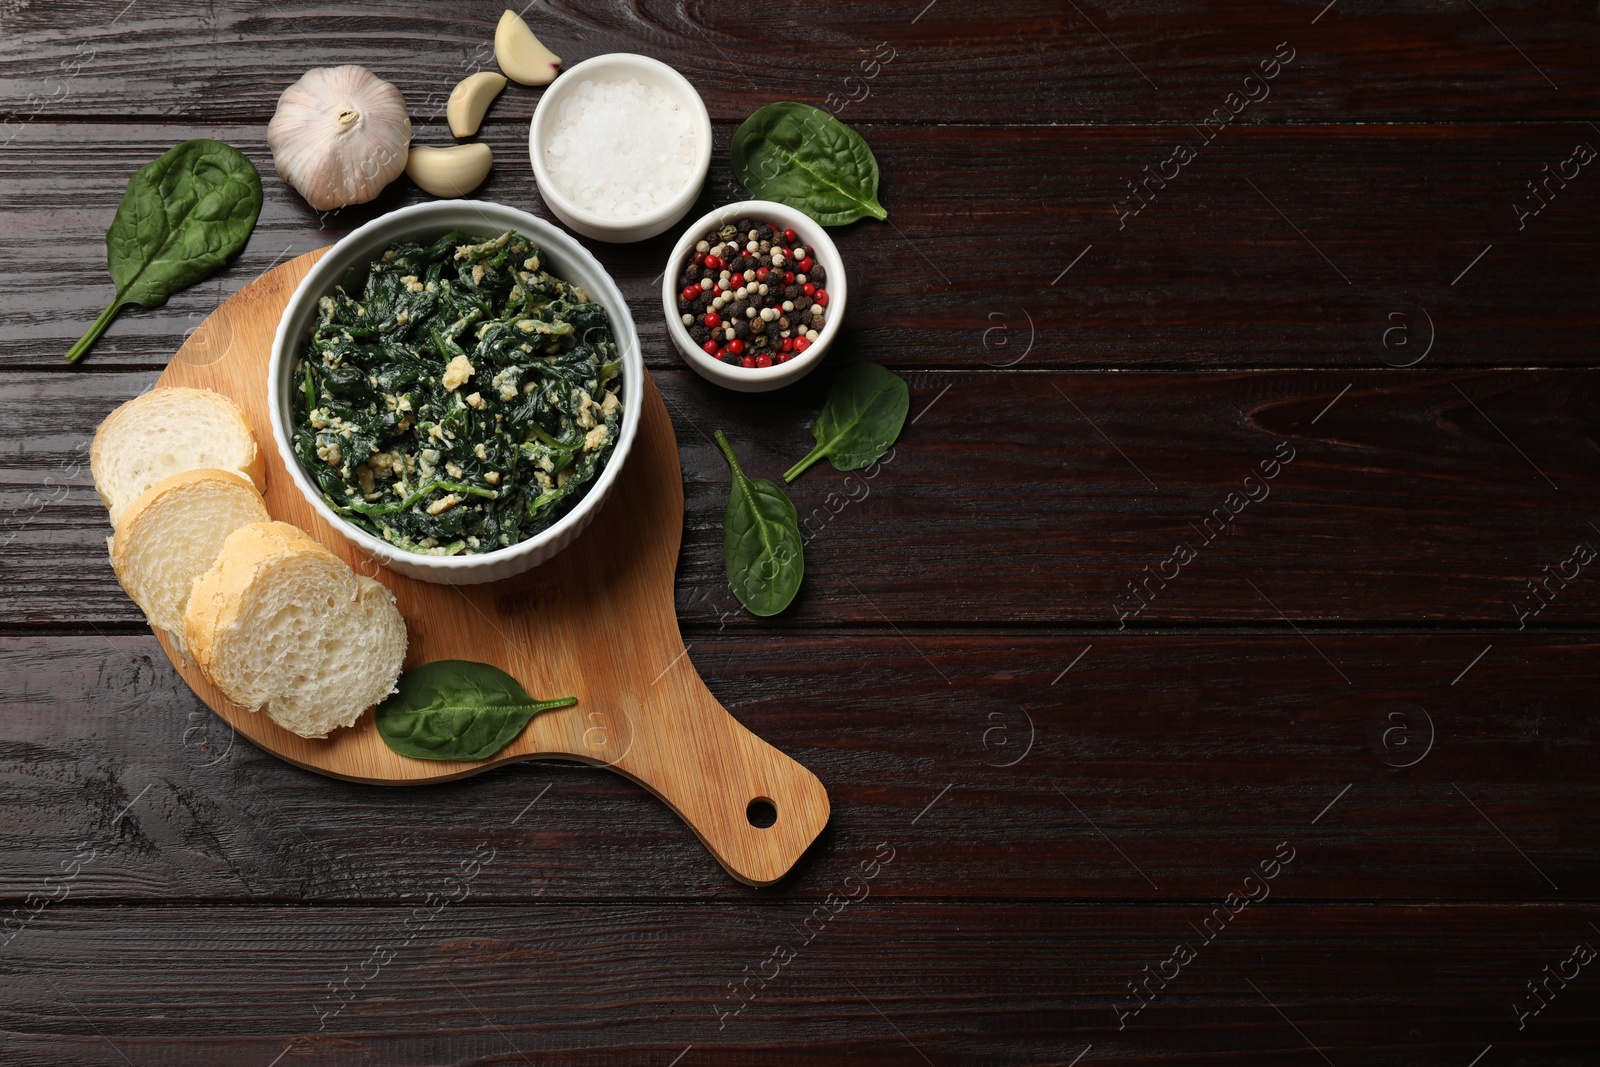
xmin=2 ymin=0 xmax=1597 ymax=123
xmin=5 ymin=1 xmax=1600 ymax=1060
xmin=7 ymin=366 xmax=1596 ymax=628
xmin=144 ymin=249 xmax=828 ymax=887
xmin=4 ymin=123 xmax=1598 ymax=372
xmin=1 ymin=633 xmax=1594 ymax=903
xmin=1 ymin=903 xmax=1594 ymax=1066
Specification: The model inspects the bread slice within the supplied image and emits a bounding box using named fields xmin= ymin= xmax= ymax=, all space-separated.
xmin=110 ymin=468 xmax=270 ymax=651
xmin=92 ymin=387 xmax=266 ymax=527
xmin=185 ymin=521 xmax=407 ymax=739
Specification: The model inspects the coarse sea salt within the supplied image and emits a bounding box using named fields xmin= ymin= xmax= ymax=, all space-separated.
xmin=544 ymin=77 xmax=697 ymax=220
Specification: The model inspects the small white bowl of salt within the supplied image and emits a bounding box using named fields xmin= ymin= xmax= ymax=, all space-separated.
xmin=530 ymin=53 xmax=713 ymax=244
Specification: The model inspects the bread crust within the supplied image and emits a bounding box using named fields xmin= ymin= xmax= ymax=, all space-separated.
xmin=91 ymin=387 xmax=266 ymax=522
xmin=185 ymin=521 xmax=406 ymax=738
xmin=110 ymin=467 xmax=270 ymax=648
xmin=184 ymin=521 xmax=336 ymax=694
xmin=109 ymin=467 xmax=267 ymax=578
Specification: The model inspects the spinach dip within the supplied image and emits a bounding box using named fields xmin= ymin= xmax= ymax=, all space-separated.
xmin=291 ymin=230 xmax=623 ymax=556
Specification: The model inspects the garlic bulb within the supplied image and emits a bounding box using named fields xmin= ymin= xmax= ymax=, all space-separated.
xmin=268 ymin=66 xmax=412 ymax=211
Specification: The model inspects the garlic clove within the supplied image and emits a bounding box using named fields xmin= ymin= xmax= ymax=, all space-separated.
xmin=495 ymin=9 xmax=561 ymax=86
xmin=447 ymin=71 xmax=507 ymax=138
xmin=406 ymin=143 xmax=493 ymax=199
xmin=268 ymin=65 xmax=412 ymax=212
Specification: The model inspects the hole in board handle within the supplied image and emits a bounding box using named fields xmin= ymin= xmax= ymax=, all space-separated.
xmin=746 ymin=797 xmax=777 ymax=829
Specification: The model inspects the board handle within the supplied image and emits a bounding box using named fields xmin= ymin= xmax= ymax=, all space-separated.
xmin=612 ymin=669 xmax=831 ymax=886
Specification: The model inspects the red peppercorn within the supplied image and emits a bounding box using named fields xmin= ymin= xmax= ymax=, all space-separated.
xmin=814 ymin=289 xmax=828 ymax=307
xmin=794 ymin=337 xmax=811 ymax=353
xmin=681 ymin=285 xmax=699 ymax=301
xmin=776 ymin=352 xmax=791 ymax=363
xmin=701 ymin=340 xmax=719 ymax=355
xmin=740 ymin=355 xmax=756 ymax=368
xmin=802 ymin=282 xmax=816 ymax=297
xmin=756 ymin=266 xmax=769 ymax=281
xmin=799 ymin=257 xmax=814 ymax=274
xmin=754 ymin=354 xmax=773 ymax=368
xmin=780 ymin=337 xmax=794 ymax=352
xmin=711 ymin=285 xmax=723 ymax=297
xmin=728 ymin=338 xmax=745 ymax=356
xmin=782 ymin=228 xmax=797 ymax=244
xmin=783 ymin=271 xmax=795 ymax=285
xmin=704 ymin=311 xmax=722 ymax=328
xmin=703 ymin=254 xmax=721 ymax=269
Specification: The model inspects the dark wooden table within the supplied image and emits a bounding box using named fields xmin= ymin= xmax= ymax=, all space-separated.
xmin=4 ymin=2 xmax=1599 ymax=1063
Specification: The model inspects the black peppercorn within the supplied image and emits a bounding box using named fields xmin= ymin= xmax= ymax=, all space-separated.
xmin=678 ymin=218 xmax=830 ymax=368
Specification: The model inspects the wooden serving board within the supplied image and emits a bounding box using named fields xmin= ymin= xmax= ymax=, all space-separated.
xmin=155 ymin=248 xmax=829 ymax=886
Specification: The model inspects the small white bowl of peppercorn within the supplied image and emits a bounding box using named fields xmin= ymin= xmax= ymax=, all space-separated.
xmin=661 ymin=200 xmax=846 ymax=393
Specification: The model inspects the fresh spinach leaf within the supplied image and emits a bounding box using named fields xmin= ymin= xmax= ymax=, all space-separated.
xmin=731 ymin=102 xmax=887 ymax=226
xmin=375 ymin=660 xmax=577 ymax=761
xmin=715 ymin=430 xmax=804 ymax=617
xmin=784 ymin=362 xmax=909 ymax=482
xmin=66 ymin=139 xmax=263 ymax=363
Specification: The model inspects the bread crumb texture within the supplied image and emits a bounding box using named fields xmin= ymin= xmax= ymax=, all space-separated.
xmin=111 ymin=468 xmax=269 ymax=651
xmin=185 ymin=521 xmax=407 ymax=739
xmin=92 ymin=387 xmax=265 ymax=527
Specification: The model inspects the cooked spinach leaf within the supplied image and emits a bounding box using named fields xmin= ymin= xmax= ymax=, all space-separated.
xmin=375 ymin=660 xmax=577 ymax=761
xmin=290 ymin=230 xmax=623 ymax=555
xmin=715 ymin=430 xmax=803 ymax=617
xmin=731 ymin=102 xmax=887 ymax=226
xmin=784 ymin=362 xmax=908 ymax=482
xmin=66 ymin=139 xmax=262 ymax=364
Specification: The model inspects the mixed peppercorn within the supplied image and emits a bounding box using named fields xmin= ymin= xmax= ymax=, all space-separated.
xmin=676 ymin=218 xmax=830 ymax=368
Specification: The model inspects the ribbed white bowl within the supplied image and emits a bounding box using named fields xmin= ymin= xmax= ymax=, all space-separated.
xmin=268 ymin=200 xmax=643 ymax=585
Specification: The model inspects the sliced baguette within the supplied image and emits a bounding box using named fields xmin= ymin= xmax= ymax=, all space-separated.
xmin=92 ymin=387 xmax=266 ymax=527
xmin=110 ymin=468 xmax=270 ymax=651
xmin=185 ymin=521 xmax=407 ymax=739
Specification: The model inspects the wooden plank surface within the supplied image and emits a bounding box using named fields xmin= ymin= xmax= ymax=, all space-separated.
xmin=1 ymin=904 xmax=1595 ymax=1066
xmin=4 ymin=122 xmax=1599 ymax=372
xmin=2 ymin=0 xmax=1598 ymax=123
xmin=4 ymin=0 xmax=1598 ymax=1062
xmin=1 ymin=633 xmax=1593 ymax=903
xmin=6 ymin=367 xmax=1596 ymax=627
